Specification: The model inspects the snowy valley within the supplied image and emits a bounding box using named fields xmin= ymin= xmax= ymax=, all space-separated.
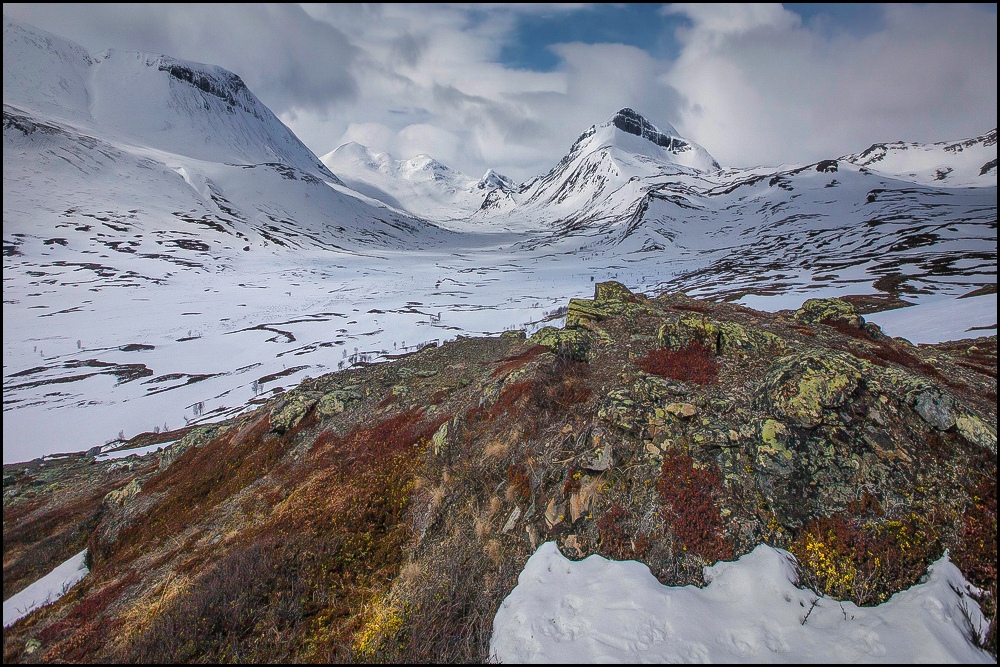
xmin=2 ymin=14 xmax=997 ymax=664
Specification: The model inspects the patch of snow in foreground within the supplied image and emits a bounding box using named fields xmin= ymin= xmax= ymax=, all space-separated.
xmin=3 ymin=549 xmax=89 ymax=628
xmin=490 ymin=543 xmax=993 ymax=664
xmin=864 ymin=294 xmax=998 ymax=345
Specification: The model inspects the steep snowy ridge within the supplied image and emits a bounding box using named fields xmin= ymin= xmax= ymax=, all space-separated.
xmin=4 ymin=16 xmax=332 ymax=177
xmin=472 ymin=108 xmax=720 ymax=230
xmin=322 ymin=142 xmax=514 ymax=222
xmin=2 ymin=15 xmax=93 ymax=124
xmin=843 ymin=128 xmax=997 ymax=188
xmin=3 ymin=16 xmax=444 ymax=253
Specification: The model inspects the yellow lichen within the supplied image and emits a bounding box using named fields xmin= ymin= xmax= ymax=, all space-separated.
xmin=353 ymin=595 xmax=404 ymax=657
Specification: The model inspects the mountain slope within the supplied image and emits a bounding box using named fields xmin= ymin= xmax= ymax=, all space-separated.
xmin=471 ymin=108 xmax=718 ymax=230
xmin=3 ymin=15 xmax=443 ymax=254
xmin=843 ymin=129 xmax=997 ymax=189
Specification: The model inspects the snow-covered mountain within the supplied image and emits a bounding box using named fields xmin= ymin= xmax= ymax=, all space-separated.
xmin=843 ymin=129 xmax=997 ymax=188
xmin=472 ymin=108 xmax=720 ymax=230
xmin=322 ymin=142 xmax=514 ymax=222
xmin=3 ymin=15 xmax=442 ymax=254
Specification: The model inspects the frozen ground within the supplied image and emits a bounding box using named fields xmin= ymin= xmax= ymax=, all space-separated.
xmin=1 ymin=239 xmax=717 ymax=464
xmin=864 ymin=293 xmax=997 ymax=344
xmin=490 ymin=542 xmax=994 ymax=664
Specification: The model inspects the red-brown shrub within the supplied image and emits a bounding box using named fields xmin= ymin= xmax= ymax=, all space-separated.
xmin=656 ymin=451 xmax=731 ymax=560
xmin=672 ymin=302 xmax=712 ymax=314
xmin=789 ymin=512 xmax=941 ymax=606
xmin=596 ymin=504 xmax=649 ymax=560
xmin=506 ymin=464 xmax=532 ymax=503
xmin=952 ymin=470 xmax=997 ymax=591
xmin=637 ymin=343 xmax=718 ymax=385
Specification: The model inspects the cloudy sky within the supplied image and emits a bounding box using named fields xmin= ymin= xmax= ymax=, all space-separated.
xmin=4 ymin=3 xmax=997 ymax=182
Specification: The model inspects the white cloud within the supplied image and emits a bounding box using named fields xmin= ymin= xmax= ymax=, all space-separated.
xmin=4 ymin=3 xmax=996 ymax=178
xmin=664 ymin=3 xmax=998 ymax=167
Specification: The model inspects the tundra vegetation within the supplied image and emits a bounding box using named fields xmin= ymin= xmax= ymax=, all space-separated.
xmin=3 ymin=283 xmax=996 ymax=662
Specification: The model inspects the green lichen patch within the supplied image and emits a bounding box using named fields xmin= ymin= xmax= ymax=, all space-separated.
xmin=527 ymin=326 xmax=592 ymax=361
xmin=794 ymin=297 xmax=863 ymax=328
xmin=658 ymin=315 xmax=721 ymax=353
xmin=758 ymin=350 xmax=865 ymax=428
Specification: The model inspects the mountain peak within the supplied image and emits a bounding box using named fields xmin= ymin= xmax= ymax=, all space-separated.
xmin=603 ymin=108 xmax=680 ymax=150
xmin=477 ymin=168 xmax=514 ymax=191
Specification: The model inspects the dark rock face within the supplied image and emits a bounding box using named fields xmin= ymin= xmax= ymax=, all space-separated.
xmin=158 ymin=61 xmax=254 ymax=115
xmin=608 ymin=108 xmax=688 ymax=151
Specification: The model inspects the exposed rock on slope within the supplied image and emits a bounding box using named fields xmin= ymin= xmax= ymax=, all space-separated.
xmin=3 ymin=284 xmax=997 ymax=662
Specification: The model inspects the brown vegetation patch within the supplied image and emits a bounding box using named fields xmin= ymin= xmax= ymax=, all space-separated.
xmin=597 ymin=503 xmax=650 ymax=560
xmin=951 ymin=458 xmax=997 ymax=654
xmin=789 ymin=512 xmax=942 ymax=607
xmin=637 ymin=342 xmax=718 ymax=385
xmin=671 ymin=302 xmax=713 ymax=314
xmin=657 ymin=451 xmax=731 ymax=561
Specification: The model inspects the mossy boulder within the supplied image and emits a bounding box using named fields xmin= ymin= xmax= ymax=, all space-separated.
xmin=658 ymin=314 xmax=721 ymax=352
xmin=794 ymin=297 xmax=863 ymax=328
xmin=566 ymin=298 xmax=609 ymax=329
xmin=528 ymin=326 xmax=591 ymax=361
xmin=315 ymin=389 xmax=362 ymax=419
xmin=103 ymin=478 xmax=142 ymax=508
xmin=270 ymin=392 xmax=321 ymax=434
xmin=718 ymin=322 xmax=788 ymax=356
xmin=593 ymin=281 xmax=636 ymax=304
xmin=757 ymin=350 xmax=865 ymax=428
xmin=956 ymin=413 xmax=997 ymax=453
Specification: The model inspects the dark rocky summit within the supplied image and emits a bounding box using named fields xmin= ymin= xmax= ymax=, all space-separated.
xmin=4 ymin=283 xmax=996 ymax=662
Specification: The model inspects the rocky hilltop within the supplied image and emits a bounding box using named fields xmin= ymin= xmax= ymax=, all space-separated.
xmin=3 ymin=283 xmax=997 ymax=662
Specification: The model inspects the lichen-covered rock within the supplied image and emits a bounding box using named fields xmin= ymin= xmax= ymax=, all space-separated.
xmin=103 ymin=478 xmax=142 ymax=508
xmin=632 ymin=374 xmax=688 ymax=403
xmin=565 ymin=298 xmax=609 ymax=329
xmin=757 ymin=350 xmax=864 ymax=428
xmin=956 ymin=413 xmax=997 ymax=453
xmin=756 ymin=419 xmax=797 ymax=472
xmin=658 ymin=314 xmax=720 ymax=352
xmin=910 ymin=387 xmax=957 ymax=431
xmin=500 ymin=329 xmax=527 ymax=340
xmin=528 ymin=326 xmax=591 ymax=361
xmin=431 ymin=415 xmax=464 ymax=459
xmin=159 ymin=424 xmax=227 ymax=469
xmin=793 ymin=297 xmax=863 ymax=328
xmin=593 ymin=281 xmax=636 ymax=304
xmin=718 ymin=322 xmax=788 ymax=356
xmin=598 ymin=389 xmax=644 ymax=434
xmin=269 ymin=392 xmax=320 ymax=434
xmin=315 ymin=389 xmax=363 ymax=419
